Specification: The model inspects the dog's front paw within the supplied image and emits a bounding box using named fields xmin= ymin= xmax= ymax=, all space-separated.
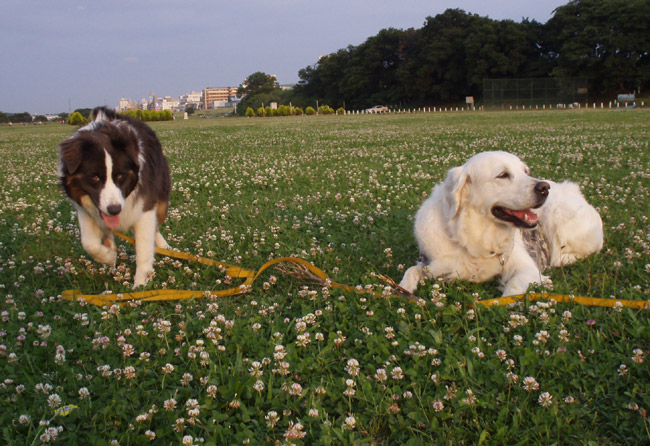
xmin=133 ymin=269 xmax=154 ymax=288
xmin=399 ymin=265 xmax=423 ymax=293
xmin=155 ymin=232 xmax=171 ymax=250
xmin=90 ymin=246 xmax=117 ymax=266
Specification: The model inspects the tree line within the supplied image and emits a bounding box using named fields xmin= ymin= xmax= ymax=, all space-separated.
xmin=237 ymin=0 xmax=649 ymax=113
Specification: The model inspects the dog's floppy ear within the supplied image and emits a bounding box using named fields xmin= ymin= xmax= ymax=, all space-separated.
xmin=58 ymin=137 xmax=84 ymax=175
xmin=444 ymin=166 xmax=471 ymax=218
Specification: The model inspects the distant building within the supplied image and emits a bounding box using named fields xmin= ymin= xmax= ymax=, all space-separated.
xmin=162 ymin=96 xmax=180 ymax=112
xmin=180 ymin=91 xmax=203 ymax=110
xmin=117 ymin=98 xmax=139 ymax=112
xmin=203 ymin=87 xmax=239 ymax=109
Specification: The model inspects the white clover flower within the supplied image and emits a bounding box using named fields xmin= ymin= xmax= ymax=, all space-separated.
xmin=265 ymin=411 xmax=279 ymax=428
xmin=164 ymin=399 xmax=177 ymax=411
xmin=47 ymin=393 xmax=62 ymax=408
xmin=538 ymin=392 xmax=553 ymax=407
xmin=284 ymin=421 xmax=307 ymax=439
xmin=522 ymin=376 xmax=540 ymax=392
xmin=343 ymin=415 xmax=356 ymax=430
xmin=253 ymin=380 xmax=265 ymax=393
xmin=18 ymin=414 xmax=31 ymax=424
xmin=345 ymin=358 xmax=360 ymax=376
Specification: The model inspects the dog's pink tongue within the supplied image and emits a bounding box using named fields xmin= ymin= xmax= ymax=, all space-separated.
xmin=101 ymin=213 xmax=120 ymax=229
xmin=511 ymin=209 xmax=538 ymax=223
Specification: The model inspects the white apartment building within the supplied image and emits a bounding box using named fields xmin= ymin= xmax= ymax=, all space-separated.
xmin=162 ymin=96 xmax=180 ymax=112
xmin=180 ymin=91 xmax=203 ymax=109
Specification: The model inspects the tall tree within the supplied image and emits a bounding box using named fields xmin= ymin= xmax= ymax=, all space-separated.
xmin=237 ymin=72 xmax=279 ymax=98
xmin=546 ymin=0 xmax=650 ymax=97
xmin=236 ymin=72 xmax=283 ymax=115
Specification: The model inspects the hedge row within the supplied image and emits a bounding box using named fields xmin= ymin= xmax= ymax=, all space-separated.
xmin=245 ymin=105 xmax=345 ymax=117
xmin=120 ymin=109 xmax=174 ymax=122
xmin=67 ymin=109 xmax=174 ymax=125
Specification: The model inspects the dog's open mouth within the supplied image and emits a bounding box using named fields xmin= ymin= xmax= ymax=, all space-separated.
xmin=100 ymin=212 xmax=121 ymax=229
xmin=492 ymin=206 xmax=539 ymax=228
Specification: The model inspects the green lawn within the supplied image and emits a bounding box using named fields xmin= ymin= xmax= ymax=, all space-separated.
xmin=0 ymin=109 xmax=649 ymax=444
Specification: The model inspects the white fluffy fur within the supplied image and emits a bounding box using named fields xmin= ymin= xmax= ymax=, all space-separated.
xmin=538 ymin=180 xmax=604 ymax=268
xmin=399 ymin=151 xmax=603 ymax=296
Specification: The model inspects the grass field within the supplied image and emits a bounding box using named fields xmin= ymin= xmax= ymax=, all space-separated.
xmin=0 ymin=109 xmax=649 ymax=445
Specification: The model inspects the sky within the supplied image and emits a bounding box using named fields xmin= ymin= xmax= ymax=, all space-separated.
xmin=1 ymin=0 xmax=568 ymax=115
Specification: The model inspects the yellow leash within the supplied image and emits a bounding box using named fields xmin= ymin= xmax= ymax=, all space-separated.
xmin=61 ymin=232 xmax=650 ymax=310
xmin=476 ymin=293 xmax=649 ymax=309
xmin=61 ymin=231 xmax=359 ymax=307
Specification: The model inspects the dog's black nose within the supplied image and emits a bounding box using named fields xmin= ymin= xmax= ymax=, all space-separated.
xmin=107 ymin=204 xmax=122 ymax=215
xmin=535 ymin=181 xmax=550 ymax=197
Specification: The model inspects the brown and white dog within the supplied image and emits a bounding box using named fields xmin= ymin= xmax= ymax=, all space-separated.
xmin=399 ymin=151 xmax=603 ymax=296
xmin=58 ymin=107 xmax=171 ymax=287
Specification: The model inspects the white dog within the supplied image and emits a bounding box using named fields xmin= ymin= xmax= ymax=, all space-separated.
xmin=399 ymin=151 xmax=603 ymax=296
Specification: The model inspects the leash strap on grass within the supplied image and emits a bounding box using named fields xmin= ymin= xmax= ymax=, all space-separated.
xmin=476 ymin=293 xmax=649 ymax=309
xmin=61 ymin=231 xmax=359 ymax=307
xmin=61 ymin=232 xmax=650 ymax=309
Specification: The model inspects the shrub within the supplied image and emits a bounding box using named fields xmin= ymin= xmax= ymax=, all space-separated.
xmin=246 ymin=107 xmax=255 ymax=118
xmin=67 ymin=111 xmax=87 ymax=126
xmin=305 ymin=106 xmax=316 ymax=116
xmin=293 ymin=107 xmax=303 ymax=116
xmin=117 ymin=110 xmax=173 ymax=122
xmin=337 ymin=107 xmax=346 ymax=115
xmin=264 ymin=106 xmax=272 ymax=117
xmin=257 ymin=107 xmax=265 ymax=117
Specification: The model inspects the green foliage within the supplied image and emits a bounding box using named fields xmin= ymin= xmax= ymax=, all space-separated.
xmin=66 ymin=111 xmax=87 ymax=126
xmin=295 ymin=1 xmax=650 ymax=107
xmin=237 ymin=71 xmax=279 ymax=98
xmin=121 ymin=110 xmax=173 ymax=122
xmin=1 ymin=110 xmax=649 ymax=444
xmin=305 ymin=106 xmax=316 ymax=115
xmin=72 ymin=108 xmax=93 ymax=120
xmin=256 ymin=107 xmax=264 ymax=117
xmin=546 ymin=0 xmax=650 ymax=98
xmin=337 ymin=107 xmax=346 ymax=115
xmin=245 ymin=107 xmax=255 ymax=118
xmin=236 ymin=72 xmax=287 ymax=116
xmin=293 ymin=107 xmax=304 ymax=116
xmin=264 ymin=106 xmax=272 ymax=117
xmin=318 ymin=105 xmax=335 ymax=115
xmin=5 ymin=112 xmax=34 ymax=124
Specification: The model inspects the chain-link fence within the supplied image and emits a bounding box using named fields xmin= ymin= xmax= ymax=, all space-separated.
xmin=483 ymin=78 xmax=588 ymax=108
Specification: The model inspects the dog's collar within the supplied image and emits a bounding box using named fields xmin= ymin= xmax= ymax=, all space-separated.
xmin=489 ymin=251 xmax=507 ymax=266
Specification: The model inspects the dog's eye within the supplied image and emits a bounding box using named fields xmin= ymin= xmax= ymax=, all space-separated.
xmin=116 ymin=173 xmax=124 ymax=181
xmin=497 ymin=172 xmax=510 ymax=179
xmin=91 ymin=175 xmax=101 ymax=183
